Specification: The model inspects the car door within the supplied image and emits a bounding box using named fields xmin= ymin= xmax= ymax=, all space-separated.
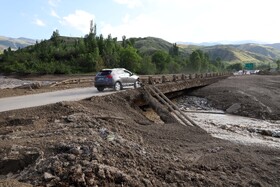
xmin=121 ymin=70 xmax=131 ymax=86
xmin=116 ymin=69 xmax=127 ymax=86
xmin=124 ymin=70 xmax=134 ymax=85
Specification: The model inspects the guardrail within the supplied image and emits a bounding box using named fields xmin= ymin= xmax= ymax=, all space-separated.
xmin=140 ymin=72 xmax=231 ymax=85
xmin=49 ymin=72 xmax=231 ymax=87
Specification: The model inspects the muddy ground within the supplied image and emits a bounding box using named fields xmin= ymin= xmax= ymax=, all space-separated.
xmin=0 ymin=75 xmax=280 ymax=186
xmin=189 ymin=75 xmax=280 ymax=120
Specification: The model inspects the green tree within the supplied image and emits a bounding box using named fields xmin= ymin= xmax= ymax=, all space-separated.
xmin=119 ymin=46 xmax=141 ymax=72
xmin=169 ymin=43 xmax=179 ymax=56
xmin=50 ymin=29 xmax=61 ymax=46
xmin=102 ymin=34 xmax=120 ymax=68
xmin=226 ymin=63 xmax=243 ymax=71
xmin=213 ymin=57 xmax=225 ymax=72
xmin=152 ymin=50 xmax=169 ymax=73
xmin=188 ymin=50 xmax=202 ymax=73
xmin=122 ymin=35 xmax=127 ymax=48
xmin=276 ymin=59 xmax=280 ymax=70
xmin=139 ymin=56 xmax=156 ymax=75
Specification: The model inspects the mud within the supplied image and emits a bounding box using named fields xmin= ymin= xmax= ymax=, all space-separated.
xmin=189 ymin=75 xmax=280 ymax=120
xmin=175 ymin=96 xmax=280 ymax=149
xmin=0 ymin=75 xmax=279 ymax=186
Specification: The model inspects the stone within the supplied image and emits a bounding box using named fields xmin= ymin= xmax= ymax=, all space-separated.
xmin=44 ymin=172 xmax=56 ymax=180
xmin=226 ymin=103 xmax=241 ymax=113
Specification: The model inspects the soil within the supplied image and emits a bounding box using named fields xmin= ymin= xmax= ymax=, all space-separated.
xmin=0 ymin=75 xmax=280 ymax=186
xmin=190 ymin=75 xmax=280 ymax=120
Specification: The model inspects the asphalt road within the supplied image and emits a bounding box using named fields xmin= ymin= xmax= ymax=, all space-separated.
xmin=0 ymin=87 xmax=115 ymax=113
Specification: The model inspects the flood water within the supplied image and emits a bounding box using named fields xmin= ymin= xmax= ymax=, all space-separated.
xmin=175 ymin=96 xmax=280 ymax=149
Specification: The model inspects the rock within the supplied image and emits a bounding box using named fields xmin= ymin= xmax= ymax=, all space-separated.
xmin=226 ymin=103 xmax=241 ymax=113
xmin=220 ymin=125 xmax=227 ymax=130
xmin=0 ymin=179 xmax=33 ymax=187
xmin=99 ymin=128 xmax=109 ymax=139
xmin=70 ymin=164 xmax=86 ymax=185
xmin=259 ymin=130 xmax=273 ymax=136
xmin=272 ymin=131 xmax=280 ymax=138
xmin=70 ymin=147 xmax=82 ymax=155
xmin=44 ymin=172 xmax=56 ymax=181
xmin=67 ymin=154 xmax=76 ymax=161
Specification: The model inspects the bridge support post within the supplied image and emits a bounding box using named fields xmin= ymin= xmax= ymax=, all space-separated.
xmin=173 ymin=75 xmax=177 ymax=82
xmin=162 ymin=76 xmax=167 ymax=83
xmin=148 ymin=76 xmax=153 ymax=84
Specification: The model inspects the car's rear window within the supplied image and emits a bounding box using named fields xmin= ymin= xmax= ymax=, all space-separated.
xmin=98 ymin=70 xmax=112 ymax=76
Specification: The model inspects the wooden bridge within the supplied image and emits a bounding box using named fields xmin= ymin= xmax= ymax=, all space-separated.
xmin=137 ymin=72 xmax=231 ymax=127
xmin=49 ymin=72 xmax=231 ymax=127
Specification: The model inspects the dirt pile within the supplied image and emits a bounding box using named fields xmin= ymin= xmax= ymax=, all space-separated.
xmin=0 ymin=87 xmax=280 ymax=186
xmin=190 ymin=75 xmax=280 ymax=120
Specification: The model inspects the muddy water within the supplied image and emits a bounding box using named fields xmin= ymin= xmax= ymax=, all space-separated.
xmin=175 ymin=96 xmax=280 ymax=149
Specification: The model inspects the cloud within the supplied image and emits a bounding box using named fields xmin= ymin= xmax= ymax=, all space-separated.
xmin=61 ymin=10 xmax=95 ymax=34
xmin=50 ymin=9 xmax=60 ymax=18
xmin=102 ymin=0 xmax=280 ymax=43
xmin=34 ymin=18 xmax=46 ymax=27
xmin=48 ymin=0 xmax=60 ymax=7
xmin=101 ymin=13 xmax=165 ymax=40
xmin=113 ymin=0 xmax=143 ymax=8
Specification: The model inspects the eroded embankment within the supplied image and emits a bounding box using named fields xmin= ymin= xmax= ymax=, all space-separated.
xmin=0 ymin=88 xmax=280 ymax=186
xmin=189 ymin=75 xmax=280 ymax=120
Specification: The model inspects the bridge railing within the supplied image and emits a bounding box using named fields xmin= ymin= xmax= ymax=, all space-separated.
xmin=140 ymin=72 xmax=231 ymax=85
xmin=51 ymin=72 xmax=231 ymax=87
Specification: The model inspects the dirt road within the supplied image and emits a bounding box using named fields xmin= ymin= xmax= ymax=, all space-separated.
xmin=0 ymin=87 xmax=113 ymax=112
xmin=0 ymin=75 xmax=279 ymax=186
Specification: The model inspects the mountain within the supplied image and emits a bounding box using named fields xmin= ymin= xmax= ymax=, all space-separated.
xmin=133 ymin=37 xmax=173 ymax=55
xmin=202 ymin=44 xmax=280 ymax=63
xmin=265 ymin=43 xmax=280 ymax=50
xmin=133 ymin=37 xmax=280 ymax=64
xmin=0 ymin=36 xmax=36 ymax=52
xmin=177 ymin=40 xmax=267 ymax=46
xmin=1 ymin=35 xmax=280 ymax=69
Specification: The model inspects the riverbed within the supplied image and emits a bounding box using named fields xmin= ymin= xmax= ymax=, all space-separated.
xmin=176 ymin=96 xmax=280 ymax=149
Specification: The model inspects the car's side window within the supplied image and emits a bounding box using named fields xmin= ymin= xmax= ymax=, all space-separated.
xmin=124 ymin=70 xmax=132 ymax=76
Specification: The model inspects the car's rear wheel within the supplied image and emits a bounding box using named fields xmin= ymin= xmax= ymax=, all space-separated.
xmin=114 ymin=81 xmax=122 ymax=91
xmin=97 ymin=87 xmax=105 ymax=92
xmin=134 ymin=79 xmax=141 ymax=89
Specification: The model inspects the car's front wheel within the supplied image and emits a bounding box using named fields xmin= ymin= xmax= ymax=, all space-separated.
xmin=97 ymin=87 xmax=105 ymax=92
xmin=114 ymin=81 xmax=122 ymax=91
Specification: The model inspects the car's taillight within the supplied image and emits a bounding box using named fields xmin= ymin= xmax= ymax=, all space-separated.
xmin=106 ymin=74 xmax=113 ymax=79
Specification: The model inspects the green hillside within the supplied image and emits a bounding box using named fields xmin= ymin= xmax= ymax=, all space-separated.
xmin=178 ymin=43 xmax=280 ymax=64
xmin=133 ymin=38 xmax=280 ymax=64
xmin=133 ymin=37 xmax=171 ymax=55
xmin=1 ymin=34 xmax=279 ymax=75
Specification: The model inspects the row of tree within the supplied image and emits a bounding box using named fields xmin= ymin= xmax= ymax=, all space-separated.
xmin=0 ymin=26 xmax=235 ymax=75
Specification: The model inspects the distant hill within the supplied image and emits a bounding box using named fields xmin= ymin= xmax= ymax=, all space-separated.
xmin=133 ymin=37 xmax=173 ymax=55
xmin=1 ymin=35 xmax=279 ymax=64
xmin=133 ymin=37 xmax=280 ymax=64
xmin=265 ymin=43 xmax=280 ymax=50
xmin=0 ymin=36 xmax=36 ymax=52
xmin=133 ymin=37 xmax=192 ymax=57
xmin=201 ymin=44 xmax=280 ymax=63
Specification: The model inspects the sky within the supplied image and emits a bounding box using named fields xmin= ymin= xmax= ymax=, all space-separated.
xmin=1 ymin=0 xmax=279 ymax=43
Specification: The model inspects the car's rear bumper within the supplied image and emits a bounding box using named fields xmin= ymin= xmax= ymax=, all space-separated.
xmin=94 ymin=82 xmax=114 ymax=88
